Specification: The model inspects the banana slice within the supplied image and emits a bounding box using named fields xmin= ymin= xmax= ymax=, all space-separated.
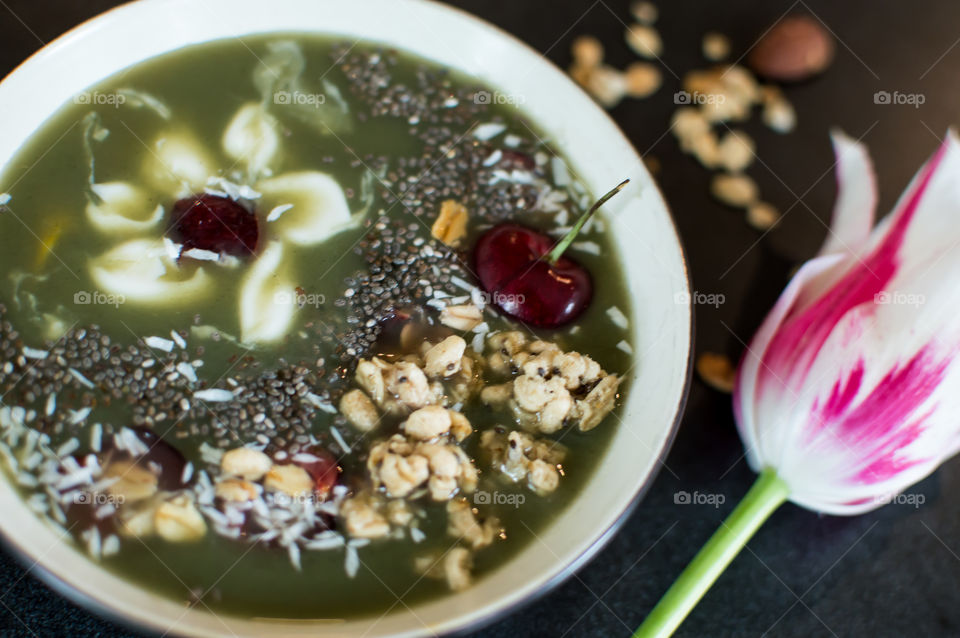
xmin=238 ymin=241 xmax=295 ymax=344
xmin=223 ymin=103 xmax=279 ymax=179
xmin=144 ymin=131 xmax=213 ymax=196
xmin=257 ymin=171 xmax=354 ymax=246
xmin=88 ymin=238 xmax=212 ymax=304
xmin=86 ymin=182 xmax=164 ymax=235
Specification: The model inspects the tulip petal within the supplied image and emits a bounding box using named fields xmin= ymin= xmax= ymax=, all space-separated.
xmin=256 ymin=171 xmax=355 ymax=245
xmin=734 ymin=253 xmax=846 ymax=471
xmin=86 ymin=182 xmax=164 ymax=235
xmin=817 ymin=131 xmax=877 ymax=259
xmin=144 ymin=132 xmax=214 ymax=196
xmin=736 ymin=131 xmax=960 ymax=515
xmin=89 ymin=238 xmax=212 ymax=304
xmin=238 ymin=241 xmax=296 ymax=344
xmin=222 ymin=103 xmax=280 ymax=179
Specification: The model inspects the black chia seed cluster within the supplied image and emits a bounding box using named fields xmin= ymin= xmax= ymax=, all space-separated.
xmin=324 ymin=46 xmax=577 ymax=363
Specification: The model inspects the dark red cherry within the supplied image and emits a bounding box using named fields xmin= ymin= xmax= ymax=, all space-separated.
xmin=291 ymin=446 xmax=340 ymax=499
xmin=472 ymin=180 xmax=628 ymax=329
xmin=102 ymin=427 xmax=188 ymax=490
xmin=168 ymin=194 xmax=259 ymax=258
xmin=474 ymin=224 xmax=592 ymax=328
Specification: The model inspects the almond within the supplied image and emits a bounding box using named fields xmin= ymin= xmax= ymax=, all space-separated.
xmin=747 ymin=15 xmax=834 ymax=82
xmin=431 ymin=200 xmax=469 ymax=246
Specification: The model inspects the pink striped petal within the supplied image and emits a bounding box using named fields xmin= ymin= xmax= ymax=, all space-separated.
xmin=735 ymin=131 xmax=960 ymax=515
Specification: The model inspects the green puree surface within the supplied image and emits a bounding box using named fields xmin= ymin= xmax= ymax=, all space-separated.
xmin=0 ymin=35 xmax=634 ymax=619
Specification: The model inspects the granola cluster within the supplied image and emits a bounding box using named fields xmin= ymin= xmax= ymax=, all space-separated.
xmin=481 ymin=331 xmax=621 ymax=433
xmin=333 ymin=329 xmax=623 ymax=592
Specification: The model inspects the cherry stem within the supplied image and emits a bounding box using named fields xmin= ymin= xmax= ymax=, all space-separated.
xmin=545 ymin=179 xmax=630 ymax=265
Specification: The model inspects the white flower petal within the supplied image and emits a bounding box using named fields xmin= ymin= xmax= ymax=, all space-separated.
xmin=736 ymin=131 xmax=960 ymax=516
xmin=89 ymin=238 xmax=212 ymax=304
xmin=818 ymin=131 xmax=877 ymax=259
xmin=86 ymin=182 xmax=164 ymax=235
xmin=145 ymin=132 xmax=214 ymax=195
xmin=238 ymin=241 xmax=295 ymax=344
xmin=257 ymin=171 xmax=353 ymax=245
xmin=222 ymin=103 xmax=280 ymax=179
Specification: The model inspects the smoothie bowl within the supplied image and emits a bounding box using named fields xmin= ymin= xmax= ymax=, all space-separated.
xmin=0 ymin=0 xmax=691 ymax=635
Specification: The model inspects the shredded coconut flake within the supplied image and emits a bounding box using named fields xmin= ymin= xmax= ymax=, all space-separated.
xmin=193 ymin=388 xmax=234 ymax=402
xmin=176 ymin=362 xmax=198 ymax=384
xmin=572 ymin=240 xmax=601 ymax=256
xmin=170 ymin=330 xmax=186 ymax=349
xmin=22 ymin=346 xmax=49 ymax=360
xmin=344 ymin=545 xmax=360 ymax=578
xmin=67 ymin=408 xmax=92 ymax=426
xmin=266 ymin=203 xmax=294 ymax=222
xmin=472 ymin=122 xmax=507 ymax=141
xmin=68 ymin=368 xmax=94 ymax=389
xmin=181 ymin=248 xmax=221 ymax=262
xmin=329 ymin=426 xmax=351 ymax=454
xmin=606 ymin=305 xmax=629 ymax=330
xmin=144 ymin=336 xmax=175 ymax=352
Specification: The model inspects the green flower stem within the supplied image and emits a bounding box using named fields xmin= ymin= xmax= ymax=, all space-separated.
xmin=634 ymin=468 xmax=790 ymax=638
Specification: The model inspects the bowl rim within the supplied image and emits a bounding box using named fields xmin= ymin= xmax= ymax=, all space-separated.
xmin=0 ymin=0 xmax=694 ymax=635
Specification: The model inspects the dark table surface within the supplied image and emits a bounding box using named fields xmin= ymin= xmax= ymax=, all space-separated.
xmin=2 ymin=1 xmax=960 ymax=636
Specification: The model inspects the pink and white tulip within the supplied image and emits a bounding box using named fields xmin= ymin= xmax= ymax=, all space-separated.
xmin=734 ymin=130 xmax=960 ymax=514
xmin=638 ymin=131 xmax=960 ymax=638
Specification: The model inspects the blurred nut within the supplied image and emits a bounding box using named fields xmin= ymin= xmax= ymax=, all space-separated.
xmin=717 ymin=130 xmax=756 ymax=172
xmin=571 ymin=35 xmax=604 ymax=68
xmin=586 ymin=65 xmax=627 ymax=108
xmin=624 ymin=62 xmax=662 ymax=98
xmin=747 ymin=201 xmax=780 ymax=230
xmin=155 ymin=494 xmax=207 ymax=542
xmin=340 ymin=389 xmax=380 ymax=432
xmin=761 ymin=87 xmax=797 ymax=133
xmin=697 ymin=352 xmax=736 ymax=393
xmin=431 ymin=200 xmax=469 ymax=246
xmin=711 ymin=173 xmax=759 ymax=208
xmin=104 ymin=459 xmax=158 ymax=503
xmin=630 ymin=0 xmax=658 ymax=25
xmin=118 ymin=500 xmax=158 ymax=538
xmin=672 ymin=107 xmax=711 ymax=141
xmin=625 ymin=24 xmax=663 ymax=59
xmin=424 ymin=336 xmax=467 ymax=378
xmin=440 ymin=304 xmax=483 ymax=331
xmin=215 ymin=478 xmax=259 ymax=502
xmin=703 ymin=32 xmax=731 ymax=61
xmin=747 ymin=14 xmax=834 ymax=82
xmin=404 ymin=405 xmax=452 ymax=441
xmin=264 ymin=464 xmax=314 ymax=497
xmin=221 ymin=447 xmax=272 ymax=481
xmin=444 ymin=547 xmax=473 ymax=591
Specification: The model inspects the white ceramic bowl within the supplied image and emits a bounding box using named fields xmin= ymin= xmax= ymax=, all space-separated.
xmin=0 ymin=0 xmax=692 ymax=635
